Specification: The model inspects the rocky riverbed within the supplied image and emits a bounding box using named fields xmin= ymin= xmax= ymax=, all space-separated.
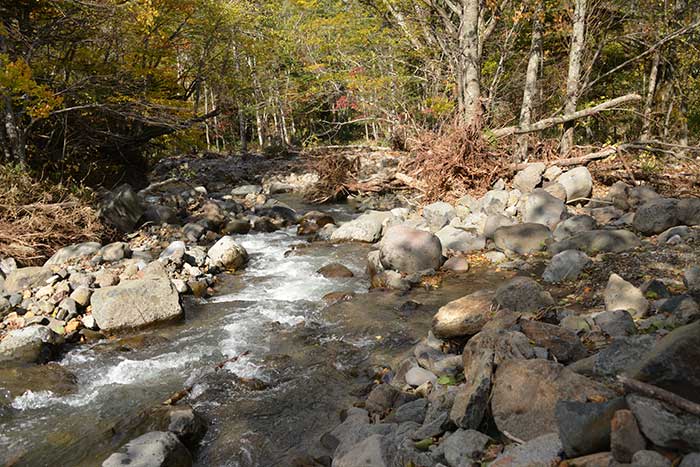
xmin=1 ymin=153 xmax=700 ymax=467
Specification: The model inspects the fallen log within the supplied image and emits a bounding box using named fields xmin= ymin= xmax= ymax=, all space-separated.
xmin=618 ymin=375 xmax=700 ymax=416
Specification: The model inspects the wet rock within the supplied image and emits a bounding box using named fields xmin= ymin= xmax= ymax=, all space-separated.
xmin=491 ymin=433 xmax=563 ymax=467
xmin=548 ymin=229 xmax=641 ymax=255
xmin=513 ymin=163 xmax=546 ymax=193
xmin=493 ymin=223 xmax=552 ymax=255
xmin=0 ymin=363 xmax=77 ymax=397
xmin=495 ymin=276 xmax=554 ymax=313
xmin=556 ymin=398 xmax=627 ymax=457
xmin=483 ymin=214 xmax=516 ymax=240
xmin=379 ymin=225 xmax=443 ymax=274
xmin=4 ymin=267 xmax=54 ymax=293
xmin=431 ymin=290 xmax=494 ymax=339
xmin=91 ymin=278 xmax=183 ymax=332
xmin=627 ymin=321 xmax=700 ymax=403
xmin=443 ymin=256 xmax=470 ymax=272
xmin=102 ymin=431 xmax=192 ymax=467
xmin=523 ymin=189 xmax=567 ymax=229
xmin=100 ymin=242 xmax=132 ymax=262
xmin=520 ymin=319 xmax=587 ymax=363
xmin=604 ymin=274 xmax=648 ymax=318
xmin=435 ymin=226 xmax=485 ymax=254
xmin=46 ymin=242 xmax=102 ymax=266
xmin=543 ymin=249 xmax=591 ymax=284
xmin=151 ymin=404 xmax=207 ymax=449
xmin=317 ymin=263 xmax=354 ymax=278
xmin=99 ymin=184 xmax=144 ymax=233
xmin=633 ymin=198 xmax=680 ymax=235
xmin=628 ymin=394 xmax=700 ymax=451
xmin=423 ymin=201 xmax=456 ymax=230
xmin=207 ymin=236 xmax=248 ymax=271
xmin=557 ymin=167 xmax=593 ymax=203
xmin=611 ymin=409 xmax=646 ymax=463
xmin=441 ymin=429 xmax=493 ymax=466
xmin=553 ymin=215 xmax=598 ymax=241
xmin=222 ymin=218 xmax=251 ymax=235
xmin=331 ymin=211 xmax=390 ymax=243
xmin=492 ymin=359 xmax=615 ymax=441
xmin=594 ymin=310 xmax=636 ymax=337
xmin=0 ymin=325 xmax=64 ymax=366
xmin=632 ymin=450 xmax=672 ymax=467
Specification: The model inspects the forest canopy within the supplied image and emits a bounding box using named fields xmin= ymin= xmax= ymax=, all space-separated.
xmin=1 ymin=0 xmax=699 ymax=186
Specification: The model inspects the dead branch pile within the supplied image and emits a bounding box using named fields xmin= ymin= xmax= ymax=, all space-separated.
xmin=0 ymin=168 xmax=113 ymax=266
xmin=402 ymin=122 xmax=509 ymax=202
xmin=304 ymin=152 xmax=362 ymax=203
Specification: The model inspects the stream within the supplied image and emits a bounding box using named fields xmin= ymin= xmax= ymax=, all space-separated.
xmin=0 ymin=199 xmax=509 ymax=466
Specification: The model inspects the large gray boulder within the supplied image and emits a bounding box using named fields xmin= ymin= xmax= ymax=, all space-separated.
xmin=633 ymin=198 xmax=680 ymax=235
xmin=556 ymin=398 xmax=627 ymax=457
xmin=556 ymin=167 xmax=593 ymax=203
xmin=548 ymin=229 xmax=641 ymax=255
xmin=45 ymin=242 xmax=102 ymax=266
xmin=523 ymin=189 xmax=566 ymax=230
xmin=492 ymin=359 xmax=615 ymax=441
xmin=4 ymin=267 xmax=54 ymax=293
xmin=0 ymin=325 xmax=63 ymax=366
xmin=379 ymin=225 xmax=443 ymax=274
xmin=331 ymin=211 xmax=391 ymax=243
xmin=207 ymin=236 xmax=248 ymax=271
xmin=493 ymin=223 xmax=552 ymax=255
xmin=512 ymin=163 xmax=546 ymax=193
xmin=422 ymin=201 xmax=456 ymax=230
xmin=435 ymin=226 xmax=485 ymax=254
xmin=628 ymin=395 xmax=700 ymax=452
xmin=483 ymin=214 xmax=516 ymax=239
xmin=99 ymin=184 xmax=144 ymax=233
xmin=91 ymin=279 xmax=183 ymax=332
xmin=542 ymin=249 xmax=591 ymax=283
xmin=102 ymin=431 xmax=192 ymax=467
xmin=553 ymin=215 xmax=597 ymax=241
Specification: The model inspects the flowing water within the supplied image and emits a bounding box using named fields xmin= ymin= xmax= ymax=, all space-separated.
xmin=0 ymin=199 xmax=510 ymax=467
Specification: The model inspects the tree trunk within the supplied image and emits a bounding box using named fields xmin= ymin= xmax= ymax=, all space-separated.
xmin=560 ymin=0 xmax=587 ymax=155
xmin=459 ymin=0 xmax=481 ymax=126
xmin=641 ymin=50 xmax=661 ymax=140
xmin=516 ymin=0 xmax=543 ymax=162
xmin=2 ymin=95 xmax=26 ymax=166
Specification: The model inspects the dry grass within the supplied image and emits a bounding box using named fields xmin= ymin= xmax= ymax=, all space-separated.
xmin=0 ymin=167 xmax=113 ymax=266
xmin=402 ymin=122 xmax=510 ymax=202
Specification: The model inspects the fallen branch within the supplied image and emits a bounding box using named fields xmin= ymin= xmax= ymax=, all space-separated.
xmin=493 ymin=94 xmax=642 ymax=138
xmin=512 ymin=146 xmax=618 ymax=170
xmin=618 ymin=375 xmax=700 ymax=416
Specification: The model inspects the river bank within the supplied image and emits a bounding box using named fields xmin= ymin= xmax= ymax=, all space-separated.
xmin=1 ymin=150 xmax=700 ymax=466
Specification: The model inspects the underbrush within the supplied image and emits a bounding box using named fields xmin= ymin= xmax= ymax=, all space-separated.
xmin=0 ymin=166 xmax=113 ymax=266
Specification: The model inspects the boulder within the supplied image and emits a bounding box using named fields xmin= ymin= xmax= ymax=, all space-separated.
xmin=681 ymin=454 xmax=700 ymax=467
xmin=491 ymin=359 xmax=615 ymax=441
xmin=102 ymin=431 xmax=192 ymax=467
xmin=512 ymin=163 xmax=546 ymax=193
xmin=523 ymin=189 xmax=566 ymax=229
xmin=0 ymin=325 xmax=63 ymax=366
xmin=431 ymin=290 xmax=494 ymax=339
xmin=99 ymin=184 xmax=144 ymax=233
xmin=627 ymin=321 xmax=700 ymax=403
xmin=91 ymin=279 xmax=183 ymax=332
xmin=604 ymin=274 xmax=648 ymax=318
xmin=628 ymin=395 xmax=700 ymax=451
xmin=441 ymin=429 xmax=493 ymax=466
xmin=593 ymin=310 xmax=636 ymax=337
xmin=483 ymin=214 xmax=516 ymax=239
xmin=685 ymin=266 xmax=700 ymax=297
xmin=549 ymin=229 xmax=641 ymax=255
xmin=379 ymin=225 xmax=443 ymax=274
xmin=317 ymin=263 xmax=354 ymax=278
xmin=556 ymin=398 xmax=627 ymax=457
xmin=422 ymin=201 xmax=456 ymax=230
xmin=520 ymin=319 xmax=587 ymax=363
xmin=491 ymin=433 xmax=563 ymax=467
xmin=543 ymin=182 xmax=568 ymax=201
xmin=331 ymin=211 xmax=391 ymax=243
xmin=231 ymin=184 xmax=262 ymax=196
xmin=142 ymin=205 xmax=179 ymax=225
xmin=100 ymin=242 xmax=131 ymax=262
xmin=677 ymin=198 xmax=700 ymax=226
xmin=4 ymin=267 xmax=54 ymax=293
xmin=223 ymin=218 xmax=251 ymax=235
xmin=631 ymin=450 xmax=672 ymax=467
xmin=493 ymin=223 xmax=552 ymax=255
xmin=207 ymin=236 xmax=248 ymax=270
xmin=495 ymin=276 xmax=554 ymax=313
xmin=611 ymin=409 xmax=646 ymax=463
xmin=628 ymin=186 xmax=662 ymax=208
xmin=570 ymin=335 xmax=655 ymax=377
xmin=443 ymin=256 xmax=470 ymax=272
xmin=633 ymin=198 xmax=680 ymax=235
xmin=481 ymin=190 xmax=510 ymax=215
xmin=658 ymin=295 xmax=700 ymax=326
xmin=435 ymin=226 xmax=485 ymax=254
xmin=557 ymin=167 xmax=593 ymax=203
xmin=45 ymin=242 xmax=102 ymax=266
xmin=332 ymin=434 xmax=395 ymax=467
xmin=590 ymin=206 xmax=624 ymax=224
xmin=553 ymin=215 xmax=597 ymax=241
xmin=543 ymin=249 xmax=591 ymax=283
